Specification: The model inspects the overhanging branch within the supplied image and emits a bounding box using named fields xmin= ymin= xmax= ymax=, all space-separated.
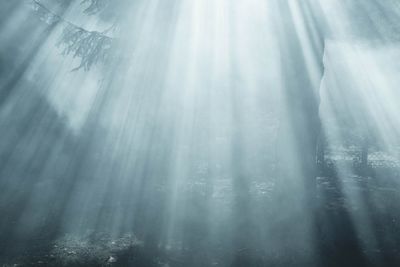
xmin=31 ymin=0 xmax=115 ymax=70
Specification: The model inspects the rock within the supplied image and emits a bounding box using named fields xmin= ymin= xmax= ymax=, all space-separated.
xmin=107 ymin=256 xmax=117 ymax=263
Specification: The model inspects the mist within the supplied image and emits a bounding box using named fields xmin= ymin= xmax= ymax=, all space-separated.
xmin=1 ymin=1 xmax=400 ymax=266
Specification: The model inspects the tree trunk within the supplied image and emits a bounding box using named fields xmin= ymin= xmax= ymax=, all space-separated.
xmin=273 ymin=0 xmax=325 ymax=206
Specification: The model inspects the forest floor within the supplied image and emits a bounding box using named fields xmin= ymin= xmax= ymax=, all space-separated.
xmin=1 ymin=174 xmax=400 ymax=267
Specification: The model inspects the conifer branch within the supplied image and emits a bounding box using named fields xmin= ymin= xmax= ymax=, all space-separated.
xmin=31 ymin=0 xmax=115 ymax=70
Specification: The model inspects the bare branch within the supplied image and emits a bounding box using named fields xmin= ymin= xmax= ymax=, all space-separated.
xmin=81 ymin=0 xmax=109 ymax=15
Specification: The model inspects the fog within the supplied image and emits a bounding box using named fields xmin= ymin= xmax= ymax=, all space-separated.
xmin=0 ymin=1 xmax=400 ymax=266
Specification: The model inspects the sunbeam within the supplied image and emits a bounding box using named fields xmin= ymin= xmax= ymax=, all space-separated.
xmin=1 ymin=0 xmax=400 ymax=266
